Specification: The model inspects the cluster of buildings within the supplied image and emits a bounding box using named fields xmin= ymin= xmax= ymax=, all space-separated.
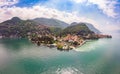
xmin=63 ymin=34 xmax=85 ymax=45
xmin=55 ymin=34 xmax=86 ymax=50
xmin=28 ymin=33 xmax=86 ymax=50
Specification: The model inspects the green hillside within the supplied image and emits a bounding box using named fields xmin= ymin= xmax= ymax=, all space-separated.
xmin=62 ymin=23 xmax=94 ymax=36
xmin=0 ymin=17 xmax=51 ymax=38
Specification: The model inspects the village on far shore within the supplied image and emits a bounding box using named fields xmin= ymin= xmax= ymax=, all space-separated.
xmin=28 ymin=32 xmax=112 ymax=50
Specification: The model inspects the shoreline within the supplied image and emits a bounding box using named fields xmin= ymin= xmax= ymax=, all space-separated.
xmin=0 ymin=33 xmax=112 ymax=51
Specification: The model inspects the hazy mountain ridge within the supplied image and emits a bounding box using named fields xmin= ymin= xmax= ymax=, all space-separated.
xmin=62 ymin=23 xmax=94 ymax=36
xmin=33 ymin=18 xmax=69 ymax=28
xmin=71 ymin=22 xmax=101 ymax=34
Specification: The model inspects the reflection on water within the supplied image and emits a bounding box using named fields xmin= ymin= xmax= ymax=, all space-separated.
xmin=0 ymin=33 xmax=120 ymax=74
xmin=0 ymin=45 xmax=11 ymax=67
xmin=0 ymin=38 xmax=32 ymax=51
xmin=57 ymin=48 xmax=72 ymax=52
xmin=55 ymin=67 xmax=83 ymax=74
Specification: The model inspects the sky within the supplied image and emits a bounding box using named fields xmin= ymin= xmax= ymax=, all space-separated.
xmin=0 ymin=0 xmax=120 ymax=33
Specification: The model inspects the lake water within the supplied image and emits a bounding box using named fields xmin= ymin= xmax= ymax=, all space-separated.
xmin=0 ymin=33 xmax=120 ymax=74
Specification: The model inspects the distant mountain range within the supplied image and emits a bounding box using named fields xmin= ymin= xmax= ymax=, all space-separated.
xmin=0 ymin=17 xmax=101 ymax=38
xmin=33 ymin=18 xmax=100 ymax=33
xmin=33 ymin=18 xmax=69 ymax=28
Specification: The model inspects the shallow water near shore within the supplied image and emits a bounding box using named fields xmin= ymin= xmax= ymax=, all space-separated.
xmin=0 ymin=33 xmax=120 ymax=74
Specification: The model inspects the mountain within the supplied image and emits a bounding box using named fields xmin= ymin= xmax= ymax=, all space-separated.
xmin=0 ymin=17 xmax=101 ymax=38
xmin=2 ymin=17 xmax=21 ymax=25
xmin=33 ymin=18 xmax=69 ymax=28
xmin=71 ymin=22 xmax=100 ymax=34
xmin=62 ymin=23 xmax=94 ymax=36
xmin=0 ymin=17 xmax=51 ymax=38
xmin=70 ymin=22 xmax=78 ymax=26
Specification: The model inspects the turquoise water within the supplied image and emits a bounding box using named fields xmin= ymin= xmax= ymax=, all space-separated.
xmin=0 ymin=33 xmax=120 ymax=74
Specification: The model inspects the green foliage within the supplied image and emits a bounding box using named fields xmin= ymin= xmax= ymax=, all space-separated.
xmin=61 ymin=23 xmax=94 ymax=36
xmin=57 ymin=44 xmax=63 ymax=49
xmin=0 ymin=18 xmax=51 ymax=38
xmin=49 ymin=27 xmax=62 ymax=35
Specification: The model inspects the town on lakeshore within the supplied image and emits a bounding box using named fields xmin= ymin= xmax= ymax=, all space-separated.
xmin=28 ymin=32 xmax=112 ymax=50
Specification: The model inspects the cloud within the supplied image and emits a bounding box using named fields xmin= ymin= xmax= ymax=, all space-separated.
xmin=0 ymin=0 xmax=119 ymax=32
xmin=0 ymin=0 xmax=18 ymax=7
xmin=1 ymin=5 xmax=106 ymax=32
xmin=101 ymin=25 xmax=120 ymax=34
xmin=88 ymin=0 xmax=118 ymax=18
xmin=71 ymin=0 xmax=87 ymax=3
xmin=0 ymin=5 xmax=99 ymax=26
xmin=72 ymin=0 xmax=118 ymax=18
